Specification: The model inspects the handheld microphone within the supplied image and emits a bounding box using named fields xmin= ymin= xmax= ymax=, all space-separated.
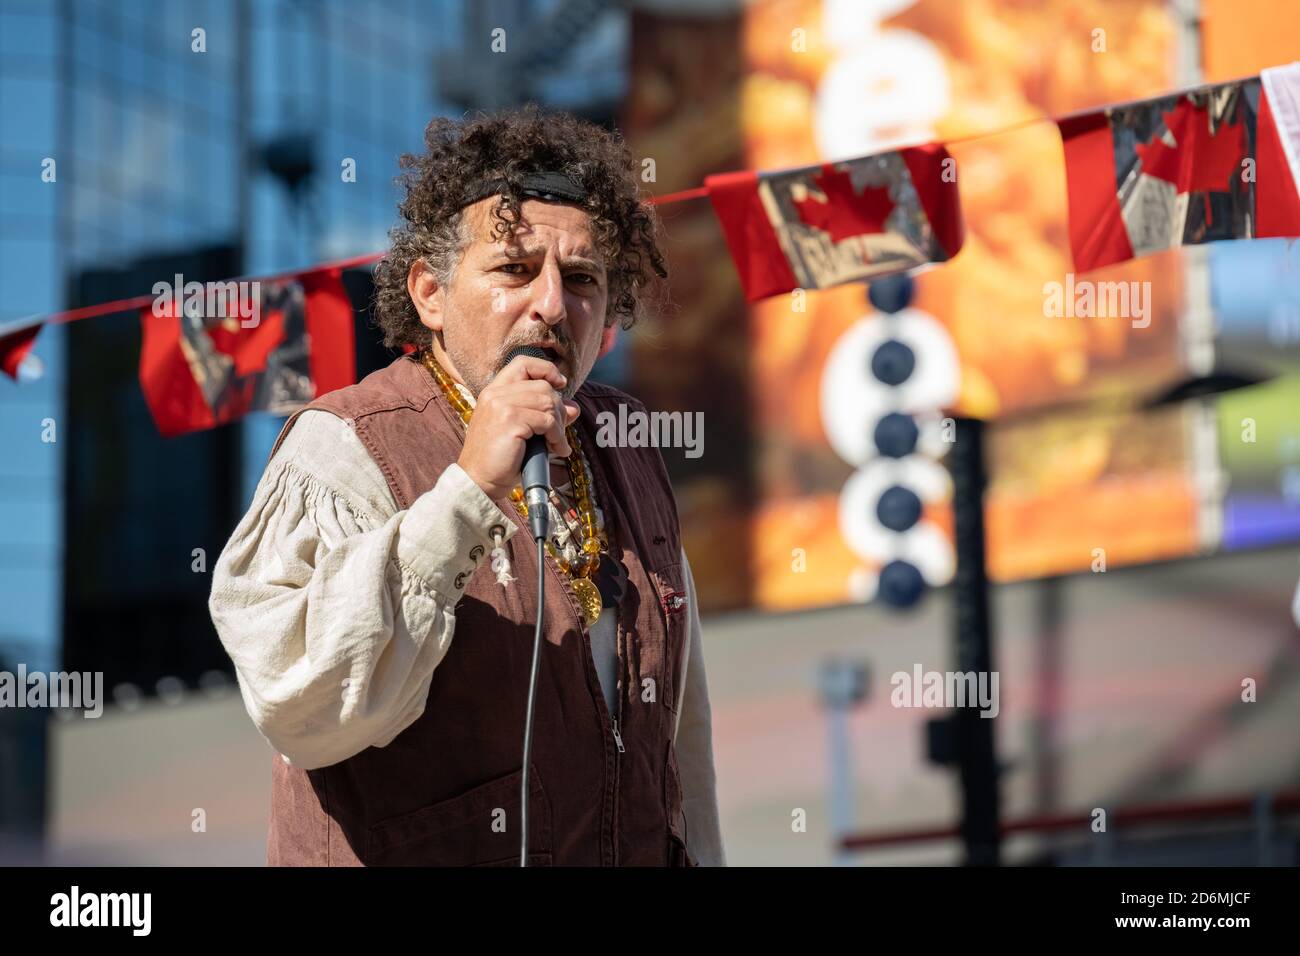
xmin=506 ymin=344 xmax=555 ymax=542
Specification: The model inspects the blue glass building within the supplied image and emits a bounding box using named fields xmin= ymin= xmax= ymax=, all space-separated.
xmin=0 ymin=0 xmax=629 ymax=847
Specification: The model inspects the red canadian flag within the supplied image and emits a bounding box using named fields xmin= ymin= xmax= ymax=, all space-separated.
xmin=705 ymin=143 xmax=964 ymax=302
xmin=1059 ymin=63 xmax=1300 ymax=273
xmin=138 ymin=265 xmax=354 ymax=437
xmin=0 ymin=322 xmax=41 ymax=379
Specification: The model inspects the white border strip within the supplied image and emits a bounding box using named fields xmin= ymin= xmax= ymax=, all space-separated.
xmin=1261 ymin=62 xmax=1300 ymax=197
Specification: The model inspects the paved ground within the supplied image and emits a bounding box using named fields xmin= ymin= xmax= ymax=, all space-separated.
xmin=38 ymin=545 xmax=1300 ymax=865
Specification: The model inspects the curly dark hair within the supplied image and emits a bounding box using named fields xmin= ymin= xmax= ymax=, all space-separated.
xmin=371 ymin=105 xmax=669 ymax=351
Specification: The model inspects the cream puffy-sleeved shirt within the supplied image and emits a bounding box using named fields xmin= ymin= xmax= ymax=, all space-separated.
xmin=208 ymin=402 xmax=725 ymax=867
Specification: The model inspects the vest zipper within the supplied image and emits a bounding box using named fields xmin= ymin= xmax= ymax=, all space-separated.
xmin=581 ymin=437 xmax=625 ymax=865
xmin=611 ymin=619 xmax=627 ymax=866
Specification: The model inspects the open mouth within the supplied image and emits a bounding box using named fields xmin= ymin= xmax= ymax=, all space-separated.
xmin=538 ymin=346 xmax=564 ymax=365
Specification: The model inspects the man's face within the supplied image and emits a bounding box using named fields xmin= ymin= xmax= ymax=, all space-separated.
xmin=410 ymin=196 xmax=610 ymax=401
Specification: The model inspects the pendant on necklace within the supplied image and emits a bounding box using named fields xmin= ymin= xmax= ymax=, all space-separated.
xmin=571 ymin=577 xmax=603 ymax=627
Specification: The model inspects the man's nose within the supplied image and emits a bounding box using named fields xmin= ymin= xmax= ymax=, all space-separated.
xmin=529 ymin=261 xmax=566 ymax=327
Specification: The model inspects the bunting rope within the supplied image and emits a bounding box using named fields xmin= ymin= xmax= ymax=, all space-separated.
xmin=0 ymin=67 xmax=1280 ymax=344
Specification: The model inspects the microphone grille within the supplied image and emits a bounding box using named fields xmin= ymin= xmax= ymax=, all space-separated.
xmin=505 ymin=345 xmax=549 ymax=364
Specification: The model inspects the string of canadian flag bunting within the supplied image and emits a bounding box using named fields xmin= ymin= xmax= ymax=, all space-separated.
xmin=2 ymin=62 xmax=1298 ymax=438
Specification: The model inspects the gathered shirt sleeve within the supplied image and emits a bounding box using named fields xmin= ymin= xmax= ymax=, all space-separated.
xmin=674 ymin=549 xmax=727 ymax=866
xmin=209 ymin=409 xmax=518 ymax=771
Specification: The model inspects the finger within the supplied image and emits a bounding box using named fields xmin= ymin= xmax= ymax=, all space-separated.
xmin=518 ymin=407 xmax=571 ymax=456
xmin=494 ymin=379 xmax=567 ymax=410
xmin=544 ymin=398 xmax=571 ymax=457
xmin=554 ymin=395 xmax=581 ymax=431
xmin=492 ymin=354 xmax=567 ymax=391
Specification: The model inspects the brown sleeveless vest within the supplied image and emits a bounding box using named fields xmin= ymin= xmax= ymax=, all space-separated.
xmin=262 ymin=354 xmax=695 ymax=866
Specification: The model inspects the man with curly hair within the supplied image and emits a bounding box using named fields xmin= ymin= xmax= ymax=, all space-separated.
xmin=209 ymin=107 xmax=725 ymax=867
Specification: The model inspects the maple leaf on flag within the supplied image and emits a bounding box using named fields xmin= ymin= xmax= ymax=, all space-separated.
xmin=792 ymin=165 xmax=896 ymax=242
xmin=139 ymin=267 xmax=354 ymax=437
xmin=1134 ymin=100 xmax=1247 ymax=195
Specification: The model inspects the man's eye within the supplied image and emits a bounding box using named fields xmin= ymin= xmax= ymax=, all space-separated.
xmin=566 ymin=273 xmax=596 ymax=285
xmin=498 ymin=263 xmax=528 ymax=275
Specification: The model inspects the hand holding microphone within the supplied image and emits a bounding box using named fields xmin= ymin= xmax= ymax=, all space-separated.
xmin=456 ymin=347 xmax=580 ymax=538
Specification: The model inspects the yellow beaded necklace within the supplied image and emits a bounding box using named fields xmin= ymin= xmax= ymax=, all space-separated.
xmin=421 ymin=349 xmax=609 ymax=626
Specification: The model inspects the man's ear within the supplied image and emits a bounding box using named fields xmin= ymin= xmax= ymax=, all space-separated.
xmin=407 ymin=259 xmax=444 ymax=333
xmin=598 ymin=322 xmax=618 ymax=359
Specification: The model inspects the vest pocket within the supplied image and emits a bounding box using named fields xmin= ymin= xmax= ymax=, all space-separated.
xmin=364 ymin=763 xmax=552 ymax=866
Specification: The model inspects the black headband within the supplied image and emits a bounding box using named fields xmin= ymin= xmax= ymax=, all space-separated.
xmin=459 ymin=170 xmax=589 ymax=209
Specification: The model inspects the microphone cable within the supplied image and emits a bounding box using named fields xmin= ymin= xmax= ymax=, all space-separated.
xmin=511 ymin=342 xmax=558 ymax=867
xmin=520 ymin=533 xmax=546 ymax=867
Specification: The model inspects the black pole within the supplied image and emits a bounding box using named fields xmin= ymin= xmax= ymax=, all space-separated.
xmin=949 ymin=417 xmax=1000 ymax=865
